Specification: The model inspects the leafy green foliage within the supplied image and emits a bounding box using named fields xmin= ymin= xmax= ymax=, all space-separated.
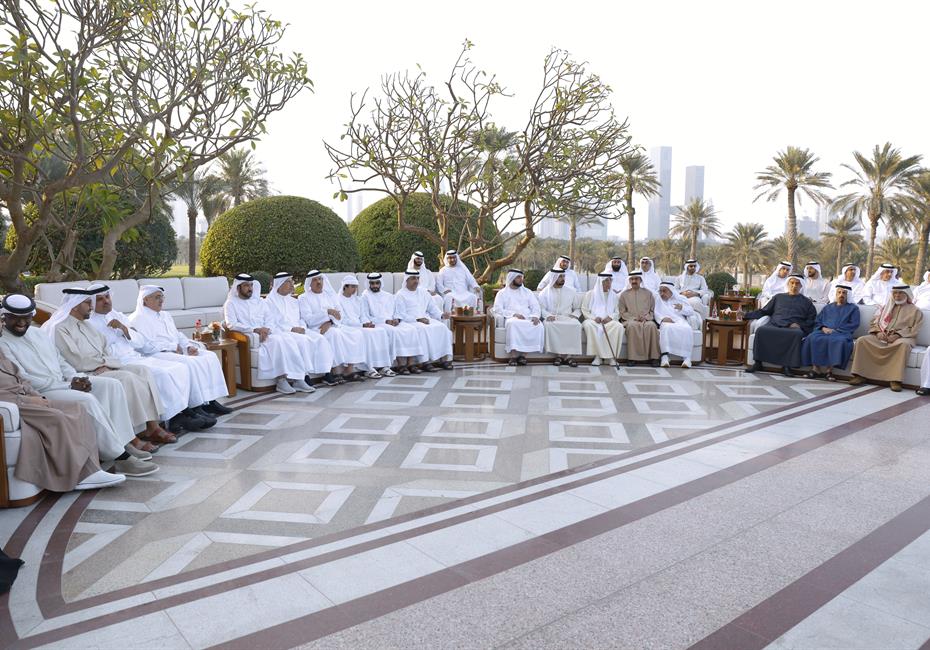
xmin=706 ymin=271 xmax=737 ymax=298
xmin=200 ymin=196 xmax=358 ymax=278
xmin=247 ymin=270 xmax=273 ymax=294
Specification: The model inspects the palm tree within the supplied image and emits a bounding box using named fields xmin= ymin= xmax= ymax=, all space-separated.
xmin=216 ymin=148 xmax=270 ymax=206
xmin=876 ymin=236 xmax=916 ymax=272
xmin=905 ymin=171 xmax=930 ymax=283
xmin=819 ymin=213 xmax=864 ymax=279
xmin=643 ymin=238 xmax=689 ymax=276
xmin=174 ymin=171 xmax=226 ymax=275
xmin=724 ymin=223 xmax=770 ymax=289
xmin=753 ymin=146 xmax=833 ymax=269
xmin=833 ymin=142 xmax=922 ymax=276
xmin=669 ymin=198 xmax=722 ymax=259
xmin=766 ymin=234 xmax=820 ymax=270
xmin=616 ymin=151 xmax=660 ymax=264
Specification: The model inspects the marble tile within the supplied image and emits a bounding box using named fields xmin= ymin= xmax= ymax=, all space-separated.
xmin=451 ymin=376 xmax=515 ymax=391
xmin=364 ymin=487 xmax=481 ymax=523
xmin=717 ymin=383 xmax=790 ymax=399
xmin=622 ymin=379 xmax=694 ymax=396
xmin=401 ymin=442 xmax=498 ymax=472
xmin=540 ymin=396 xmax=618 ymax=416
xmin=349 ymin=389 xmax=429 ymax=409
xmin=422 ymin=415 xmax=506 ymax=439
xmin=440 ymin=392 xmax=511 ymax=409
xmin=221 ymin=480 xmax=354 ymax=524
xmin=286 ymin=438 xmax=390 ymax=467
xmin=631 ymin=397 xmax=706 ymax=415
xmin=546 ymin=379 xmax=609 ymax=394
xmin=155 ymin=432 xmax=261 ymax=460
xmin=547 ymin=447 xmax=625 ymax=471
xmin=321 ymin=413 xmax=409 ymax=435
xmin=548 ymin=420 xmax=629 ymax=444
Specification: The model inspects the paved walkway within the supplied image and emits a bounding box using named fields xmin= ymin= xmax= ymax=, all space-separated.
xmin=1 ymin=362 xmax=928 ymax=648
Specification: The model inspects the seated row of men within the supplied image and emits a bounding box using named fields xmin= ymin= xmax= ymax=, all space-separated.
xmin=0 ymin=284 xmax=233 ymax=493
xmin=746 ymin=273 xmax=930 ymax=394
xmin=493 ymin=269 xmax=698 ymax=368
xmin=224 ymin=270 xmax=454 ymax=394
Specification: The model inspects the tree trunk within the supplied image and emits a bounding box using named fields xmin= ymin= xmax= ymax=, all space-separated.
xmin=569 ymin=220 xmax=577 ymax=264
xmin=625 ymin=189 xmax=635 ymax=264
xmin=915 ymin=223 xmax=930 ymax=284
xmin=743 ymin=262 xmax=751 ymax=289
xmin=690 ymin=227 xmax=697 ymax=260
xmin=0 ymin=196 xmax=57 ymax=293
xmin=866 ymin=213 xmax=879 ymax=277
xmin=786 ymin=186 xmax=798 ymax=268
xmin=835 ymin=242 xmax=844 ymax=282
xmin=188 ymin=207 xmax=198 ymax=276
xmin=97 ymin=199 xmax=153 ymax=280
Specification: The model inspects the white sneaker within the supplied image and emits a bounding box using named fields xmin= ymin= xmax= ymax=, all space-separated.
xmin=591 ymin=357 xmax=601 ymax=366
xmin=124 ymin=443 xmax=152 ymax=461
xmin=681 ymin=358 xmax=692 ymax=369
xmin=292 ymin=378 xmax=316 ymax=393
xmin=660 ymin=354 xmax=670 ymax=368
xmin=113 ymin=456 xmax=159 ymax=477
xmin=276 ymin=378 xmax=297 ymax=394
xmin=75 ymin=470 xmax=126 ymax=490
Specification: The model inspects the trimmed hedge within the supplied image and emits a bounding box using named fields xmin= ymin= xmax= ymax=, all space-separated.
xmin=200 ymin=196 xmax=358 ymax=278
xmin=349 ymin=193 xmax=500 ymax=273
xmin=706 ymin=271 xmax=737 ymax=298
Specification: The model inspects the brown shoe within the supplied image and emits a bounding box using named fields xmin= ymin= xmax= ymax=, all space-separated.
xmin=889 ymin=381 xmax=902 ymax=392
xmin=847 ymin=375 xmax=865 ymax=386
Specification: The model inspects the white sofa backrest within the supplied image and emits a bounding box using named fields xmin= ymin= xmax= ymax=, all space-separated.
xmin=181 ymin=277 xmax=230 ymax=310
xmin=34 ymin=280 xmax=90 ymax=307
xmin=106 ymin=279 xmax=143 ymax=314
xmin=139 ymin=277 xmax=184 ymax=311
xmin=853 ymin=305 xmax=878 ymax=338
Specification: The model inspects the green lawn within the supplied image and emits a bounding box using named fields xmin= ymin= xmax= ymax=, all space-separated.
xmin=152 ymin=264 xmax=204 ymax=278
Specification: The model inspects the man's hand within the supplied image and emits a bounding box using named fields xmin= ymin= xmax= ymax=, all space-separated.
xmin=887 ymin=333 xmax=901 ymax=343
xmin=662 ymin=317 xmax=674 ymax=323
xmin=822 ymin=327 xmax=834 ymax=334
xmin=187 ymin=346 xmax=199 ymax=356
xmin=789 ymin=323 xmax=800 ymax=329
xmin=363 ymin=322 xmax=375 ymax=328
xmin=70 ymin=377 xmax=91 ymax=392
xmin=531 ymin=317 xmax=540 ymax=325
xmin=417 ymin=317 xmax=430 ymax=325
xmin=674 ymin=303 xmax=683 ymax=311
xmin=602 ymin=316 xmax=613 ymax=324
xmin=175 ymin=345 xmax=184 ymax=354
xmin=594 ymin=316 xmax=603 ymax=324
xmin=253 ymin=327 xmax=270 ymax=343
xmin=387 ymin=319 xmax=400 ymax=326
xmin=291 ymin=326 xmax=305 ymax=335
xmin=443 ymin=289 xmax=452 ymax=295
xmin=546 ymin=315 xmax=556 ymax=322
xmin=514 ymin=313 xmax=525 ymax=320
xmin=326 ymin=308 xmax=341 ymax=319
xmin=320 ymin=322 xmax=333 ymax=335
xmin=108 ymin=319 xmax=130 ymax=338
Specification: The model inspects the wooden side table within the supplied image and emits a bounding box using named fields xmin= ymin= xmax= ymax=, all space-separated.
xmin=702 ymin=318 xmax=750 ymax=366
xmin=451 ymin=315 xmax=488 ymax=362
xmin=199 ymin=337 xmax=238 ymax=397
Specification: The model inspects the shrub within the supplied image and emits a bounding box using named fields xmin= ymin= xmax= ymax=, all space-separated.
xmin=248 ymin=270 xmax=272 ymax=294
xmin=349 ymin=193 xmax=501 ymax=273
xmin=200 ymin=196 xmax=358 ymax=278
xmin=706 ymin=271 xmax=737 ymax=298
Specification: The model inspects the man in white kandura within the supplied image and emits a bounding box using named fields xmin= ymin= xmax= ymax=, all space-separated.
xmin=396 ymin=270 xmax=454 ymax=370
xmin=914 ymin=271 xmax=930 ymax=310
xmin=655 ymin=282 xmax=696 ymax=368
xmin=538 ymin=255 xmax=582 ymax=293
xmin=89 ymin=283 xmax=217 ymax=433
xmin=336 ymin=275 xmax=395 ymax=379
xmin=127 ymin=285 xmax=232 ymax=419
xmin=828 ymin=264 xmax=866 ymax=304
xmin=264 ymin=272 xmax=336 ymax=388
xmin=537 ymin=269 xmax=582 ymax=367
xmin=224 ymin=273 xmax=315 ymax=394
xmin=407 ymin=251 xmax=444 ymax=312
xmin=436 ymin=250 xmax=481 ymax=312
xmin=638 ymin=257 xmax=662 ymax=294
xmin=602 ymin=256 xmax=629 ymax=294
xmin=0 ymin=293 xmax=156 ymax=475
xmin=581 ymin=272 xmax=624 ymax=366
xmin=493 ymin=269 xmax=544 ymax=366
xmin=862 ymin=263 xmax=900 ymax=306
xmin=298 ymin=270 xmax=366 ymax=384
xmin=361 ymin=272 xmax=428 ymax=374
xmin=801 ymin=262 xmax=830 ymax=305
xmin=759 ymin=261 xmax=793 ymax=305
xmin=675 ymin=259 xmax=712 ymax=318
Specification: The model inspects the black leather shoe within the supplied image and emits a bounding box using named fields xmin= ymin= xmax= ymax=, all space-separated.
xmin=917 ymin=387 xmax=930 ymax=396
xmin=170 ymin=413 xmax=210 ymax=432
xmin=782 ymin=366 xmax=793 ymax=377
xmin=650 ymin=359 xmax=660 ymax=368
xmin=745 ymin=361 xmax=763 ymax=373
xmin=626 ymin=360 xmax=636 ymax=367
xmin=190 ymin=407 xmax=218 ymax=425
xmin=203 ymin=400 xmax=233 ymax=415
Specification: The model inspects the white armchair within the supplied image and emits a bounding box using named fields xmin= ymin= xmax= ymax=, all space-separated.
xmin=0 ymin=400 xmax=43 ymax=507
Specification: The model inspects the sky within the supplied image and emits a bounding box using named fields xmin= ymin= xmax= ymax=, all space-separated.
xmin=174 ymin=0 xmax=930 ymax=241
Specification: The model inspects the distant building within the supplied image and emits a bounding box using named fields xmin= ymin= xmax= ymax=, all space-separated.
xmin=647 ymin=146 xmax=672 ymax=240
xmin=536 ymin=217 xmax=569 ymax=240
xmin=577 ymin=217 xmax=608 ymax=241
xmin=344 ymin=193 xmax=365 ymax=223
xmin=684 ymin=166 xmax=704 ymax=203
xmin=786 ymin=216 xmax=820 ymax=240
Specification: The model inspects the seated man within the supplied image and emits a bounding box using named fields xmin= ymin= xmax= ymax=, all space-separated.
xmin=829 ymin=264 xmax=866 ymax=304
xmin=538 ymin=255 xmax=581 ymax=293
xmin=619 ymin=271 xmax=660 ymax=367
xmin=336 ymin=275 xmax=395 ymax=379
xmin=850 ymin=284 xmax=923 ymax=392
xmin=361 ymin=273 xmax=428 ymax=374
xmin=0 ymin=348 xmax=125 ymax=492
xmin=745 ymin=274 xmax=817 ymax=376
xmin=263 ymin=272 xmax=336 ymax=388
xmin=655 ymin=282 xmax=696 ymax=368
xmin=862 ymin=263 xmax=899 ymax=306
xmin=298 ymin=270 xmax=366 ymax=384
xmin=46 ymin=287 xmax=176 ymax=447
xmin=395 ymin=270 xmax=453 ymax=370
xmin=581 ymin=272 xmax=623 ymax=366
xmin=407 ymin=251 xmax=444 ymax=312
xmin=436 ymin=250 xmax=482 ymax=312
xmin=801 ymin=283 xmax=860 ymax=381
xmin=638 ymin=257 xmax=661 ymax=294
xmin=758 ymin=261 xmax=792 ymax=306
xmin=801 ymin=262 xmax=830 ymax=305
xmin=224 ymin=273 xmax=315 ymax=394
xmin=493 ymin=269 xmax=544 ymax=366
xmin=88 ymin=283 xmax=215 ymax=433
xmin=675 ymin=259 xmax=712 ymax=318
xmin=127 ymin=285 xmax=233 ymax=416
xmin=912 ymin=270 xmax=930 ymax=310
xmin=537 ymin=269 xmax=583 ymax=367
xmin=602 ymin=256 xmax=629 ymax=295
xmin=0 ymin=294 xmax=157 ymax=476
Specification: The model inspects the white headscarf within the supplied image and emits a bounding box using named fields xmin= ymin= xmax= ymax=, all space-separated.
xmin=0 ymin=293 xmax=36 ymax=317
xmin=264 ymin=273 xmax=295 ymax=313
xmin=441 ymin=250 xmax=478 ymax=283
xmin=761 ymin=261 xmax=793 ymax=295
xmin=867 ymin=263 xmax=900 ymax=284
xmin=913 ymin=271 xmax=930 ymax=309
xmin=876 ymin=284 xmax=914 ymax=334
xmin=638 ymin=257 xmax=660 ymax=288
xmin=803 ymin=262 xmax=823 ymax=279
xmin=131 ymin=284 xmax=166 ymax=316
xmin=505 ymin=269 xmax=524 ymax=288
xmin=838 ymin=264 xmax=861 ymax=283
xmin=229 ymin=273 xmax=261 ymax=303
xmin=42 ymin=287 xmax=96 ymax=340
xmin=408 ymin=251 xmax=428 ymax=269
xmin=602 ymin=258 xmax=629 ymax=292
xmin=587 ymin=273 xmax=618 ymax=318
xmin=655 ymin=282 xmax=690 ymax=322
xmin=340 ymin=275 xmax=360 ymax=290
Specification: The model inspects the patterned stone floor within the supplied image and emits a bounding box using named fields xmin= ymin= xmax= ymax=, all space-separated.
xmin=55 ymin=362 xmax=843 ymax=601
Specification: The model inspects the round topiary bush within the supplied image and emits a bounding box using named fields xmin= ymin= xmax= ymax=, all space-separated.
xmin=200 ymin=196 xmax=358 ymax=278
xmin=706 ymin=271 xmax=737 ymax=298
xmin=349 ymin=193 xmax=501 ymax=273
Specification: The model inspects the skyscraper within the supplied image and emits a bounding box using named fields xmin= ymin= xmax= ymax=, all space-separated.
xmin=684 ymin=166 xmax=704 ymax=203
xmin=647 ymin=146 xmax=672 ymax=240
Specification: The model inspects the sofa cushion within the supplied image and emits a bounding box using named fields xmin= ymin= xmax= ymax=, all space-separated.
xmin=139 ymin=277 xmax=184 ymax=311
xmin=34 ymin=280 xmax=90 ymax=307
xmin=182 ymin=277 xmax=230 ymax=310
xmin=104 ymin=279 xmax=141 ymax=314
xmin=0 ymin=400 xmax=21 ymax=436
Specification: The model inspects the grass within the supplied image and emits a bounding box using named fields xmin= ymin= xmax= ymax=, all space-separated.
xmin=152 ymin=264 xmax=204 ymax=278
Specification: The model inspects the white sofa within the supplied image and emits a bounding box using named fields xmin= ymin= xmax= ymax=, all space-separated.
xmin=1 ymin=400 xmax=43 ymax=507
xmin=746 ymin=304 xmax=930 ymax=387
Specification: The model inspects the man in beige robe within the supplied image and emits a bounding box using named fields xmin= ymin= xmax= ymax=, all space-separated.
xmin=538 ymin=269 xmax=583 ymax=366
xmin=850 ymin=284 xmax=924 ymax=392
xmin=581 ymin=273 xmax=624 ymax=366
xmin=0 ymin=349 xmax=125 ymax=492
xmin=619 ymin=271 xmax=661 ymax=367
xmin=44 ymin=287 xmax=176 ymax=445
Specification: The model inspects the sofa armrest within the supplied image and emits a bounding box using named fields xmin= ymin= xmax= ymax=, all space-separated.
xmin=749 ymin=316 xmax=770 ymax=333
xmin=0 ymin=401 xmax=21 ymax=433
xmin=486 ymin=307 xmax=507 ymax=328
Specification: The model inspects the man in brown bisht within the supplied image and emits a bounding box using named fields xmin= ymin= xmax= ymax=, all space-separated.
xmin=619 ymin=270 xmax=661 ymax=367
xmin=850 ymin=284 xmax=924 ymax=392
xmin=0 ymin=349 xmax=125 ymax=492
